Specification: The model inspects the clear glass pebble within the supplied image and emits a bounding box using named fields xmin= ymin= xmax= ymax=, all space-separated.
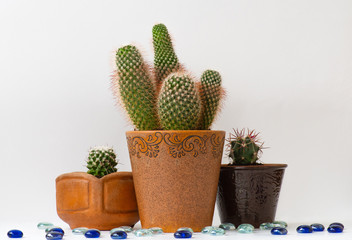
xmin=46 ymin=227 xmax=64 ymax=234
xmin=46 ymin=231 xmax=63 ymax=240
xmin=84 ymin=229 xmax=101 ymax=238
xmin=118 ymin=226 xmax=133 ymax=232
xmin=201 ymin=226 xmax=216 ymax=234
xmin=219 ymin=223 xmax=236 ymax=231
xmin=149 ymin=227 xmax=163 ymax=234
xmin=328 ymin=225 xmax=343 ymax=233
xmin=260 ymin=222 xmax=274 ymax=230
xmin=7 ymin=230 xmax=23 ymax=238
xmin=111 ymin=230 xmax=128 ymax=239
xmin=37 ymin=222 xmax=54 ymax=230
xmin=174 ymin=230 xmax=192 ymax=239
xmin=209 ymin=227 xmax=225 ymax=236
xmin=237 ymin=224 xmax=254 ymax=233
xmin=296 ymin=225 xmax=313 ymax=233
xmin=177 ymin=227 xmax=194 ymax=233
xmin=311 ymin=223 xmax=324 ymax=232
xmin=133 ymin=229 xmax=153 ymax=237
xmin=110 ymin=228 xmax=126 ymax=234
xmin=330 ymin=222 xmax=344 ymax=229
xmin=271 ymin=227 xmax=287 ymax=235
xmin=273 ymin=221 xmax=288 ymax=228
xmin=73 ymin=227 xmax=89 ymax=235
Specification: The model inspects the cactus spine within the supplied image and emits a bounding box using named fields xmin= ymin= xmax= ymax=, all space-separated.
xmin=158 ymin=73 xmax=201 ymax=130
xmin=199 ymin=70 xmax=223 ymax=130
xmin=87 ymin=146 xmax=118 ymax=178
xmin=115 ymin=45 xmax=161 ymax=130
xmin=153 ymin=23 xmax=180 ymax=86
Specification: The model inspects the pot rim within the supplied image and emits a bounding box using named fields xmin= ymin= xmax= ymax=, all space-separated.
xmin=126 ymin=130 xmax=225 ymax=134
xmin=220 ymin=163 xmax=287 ymax=170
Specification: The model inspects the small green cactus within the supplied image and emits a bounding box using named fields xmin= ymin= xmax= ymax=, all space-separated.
xmin=114 ymin=45 xmax=161 ymax=130
xmin=87 ymin=146 xmax=118 ymax=178
xmin=158 ymin=73 xmax=202 ymax=130
xmin=153 ymin=23 xmax=180 ymax=86
xmin=228 ymin=129 xmax=263 ymax=165
xmin=199 ymin=70 xmax=223 ymax=130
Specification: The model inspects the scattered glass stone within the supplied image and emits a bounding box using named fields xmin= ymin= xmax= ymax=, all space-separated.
xmin=209 ymin=227 xmax=225 ymax=236
xmin=237 ymin=224 xmax=254 ymax=233
xmin=111 ymin=231 xmax=127 ymax=239
xmin=174 ymin=230 xmax=192 ymax=239
xmin=273 ymin=221 xmax=288 ymax=228
xmin=46 ymin=227 xmax=64 ymax=234
xmin=311 ymin=223 xmax=325 ymax=232
xmin=118 ymin=226 xmax=133 ymax=233
xmin=73 ymin=227 xmax=89 ymax=235
xmin=110 ymin=228 xmax=126 ymax=234
xmin=84 ymin=229 xmax=101 ymax=238
xmin=7 ymin=230 xmax=23 ymax=238
xmin=271 ymin=227 xmax=288 ymax=235
xmin=201 ymin=226 xmax=216 ymax=234
xmin=260 ymin=222 xmax=275 ymax=230
xmin=37 ymin=222 xmax=54 ymax=230
xmin=46 ymin=231 xmax=63 ymax=240
xmin=330 ymin=222 xmax=344 ymax=229
xmin=177 ymin=227 xmax=194 ymax=233
xmin=328 ymin=225 xmax=343 ymax=233
xmin=219 ymin=223 xmax=236 ymax=231
xmin=133 ymin=229 xmax=153 ymax=237
xmin=296 ymin=225 xmax=313 ymax=233
xmin=149 ymin=227 xmax=163 ymax=234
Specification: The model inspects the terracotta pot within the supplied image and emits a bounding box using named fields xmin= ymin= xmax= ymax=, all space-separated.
xmin=56 ymin=172 xmax=139 ymax=230
xmin=217 ymin=164 xmax=287 ymax=228
xmin=126 ymin=130 xmax=225 ymax=232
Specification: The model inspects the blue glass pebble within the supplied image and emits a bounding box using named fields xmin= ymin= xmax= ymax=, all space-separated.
xmin=7 ymin=230 xmax=23 ymax=238
xmin=174 ymin=230 xmax=192 ymax=239
xmin=330 ymin=222 xmax=344 ymax=229
xmin=271 ymin=227 xmax=288 ymax=235
xmin=296 ymin=225 xmax=313 ymax=233
xmin=47 ymin=227 xmax=65 ymax=234
xmin=46 ymin=231 xmax=63 ymax=240
xmin=328 ymin=225 xmax=343 ymax=233
xmin=311 ymin=223 xmax=325 ymax=232
xmin=85 ymin=229 xmax=101 ymax=238
xmin=111 ymin=231 xmax=127 ymax=239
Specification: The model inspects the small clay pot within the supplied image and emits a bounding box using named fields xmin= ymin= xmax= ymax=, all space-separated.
xmin=56 ymin=172 xmax=139 ymax=230
xmin=126 ymin=130 xmax=225 ymax=232
xmin=217 ymin=164 xmax=287 ymax=228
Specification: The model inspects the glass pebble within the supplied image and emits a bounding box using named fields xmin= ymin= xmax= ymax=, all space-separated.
xmin=110 ymin=228 xmax=126 ymax=234
xmin=328 ymin=225 xmax=343 ymax=233
xmin=133 ymin=229 xmax=153 ymax=237
xmin=311 ymin=223 xmax=325 ymax=232
xmin=177 ymin=227 xmax=194 ymax=233
xmin=219 ymin=223 xmax=236 ymax=231
xmin=111 ymin=231 xmax=127 ymax=239
xmin=118 ymin=226 xmax=133 ymax=233
xmin=149 ymin=227 xmax=163 ymax=234
xmin=209 ymin=227 xmax=225 ymax=236
xmin=37 ymin=222 xmax=54 ymax=230
xmin=201 ymin=226 xmax=216 ymax=234
xmin=84 ymin=229 xmax=101 ymax=238
xmin=7 ymin=230 xmax=23 ymax=238
xmin=260 ymin=222 xmax=274 ymax=230
xmin=296 ymin=225 xmax=313 ymax=233
xmin=330 ymin=222 xmax=344 ymax=229
xmin=174 ymin=230 xmax=192 ymax=239
xmin=273 ymin=221 xmax=288 ymax=228
xmin=46 ymin=231 xmax=63 ymax=240
xmin=237 ymin=224 xmax=254 ymax=233
xmin=271 ymin=227 xmax=288 ymax=235
xmin=73 ymin=227 xmax=89 ymax=235
xmin=46 ymin=227 xmax=64 ymax=234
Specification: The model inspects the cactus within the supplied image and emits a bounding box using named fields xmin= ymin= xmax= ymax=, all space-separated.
xmin=114 ymin=45 xmax=161 ymax=130
xmin=153 ymin=23 xmax=180 ymax=86
xmin=199 ymin=70 xmax=223 ymax=130
xmin=158 ymin=73 xmax=202 ymax=130
xmin=87 ymin=146 xmax=118 ymax=178
xmin=228 ymin=129 xmax=263 ymax=165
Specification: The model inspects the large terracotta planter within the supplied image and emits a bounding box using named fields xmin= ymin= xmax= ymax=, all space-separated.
xmin=126 ymin=130 xmax=225 ymax=232
xmin=56 ymin=172 xmax=139 ymax=230
xmin=217 ymin=164 xmax=287 ymax=228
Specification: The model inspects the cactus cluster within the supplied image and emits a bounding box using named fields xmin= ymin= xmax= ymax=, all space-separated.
xmin=86 ymin=146 xmax=118 ymax=178
xmin=228 ymin=129 xmax=264 ymax=165
xmin=112 ymin=24 xmax=224 ymax=130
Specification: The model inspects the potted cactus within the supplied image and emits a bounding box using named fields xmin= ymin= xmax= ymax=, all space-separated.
xmin=216 ymin=129 xmax=287 ymax=228
xmin=111 ymin=24 xmax=225 ymax=232
xmin=56 ymin=147 xmax=139 ymax=230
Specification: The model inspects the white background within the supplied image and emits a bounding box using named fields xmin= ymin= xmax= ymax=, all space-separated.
xmin=1 ymin=0 xmax=352 ymax=236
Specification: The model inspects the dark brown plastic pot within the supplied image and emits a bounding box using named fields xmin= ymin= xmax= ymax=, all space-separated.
xmin=56 ymin=172 xmax=139 ymax=230
xmin=126 ymin=130 xmax=225 ymax=232
xmin=217 ymin=164 xmax=287 ymax=228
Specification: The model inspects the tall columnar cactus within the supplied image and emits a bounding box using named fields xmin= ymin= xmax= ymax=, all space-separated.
xmin=114 ymin=45 xmax=161 ymax=130
xmin=228 ymin=129 xmax=263 ymax=165
xmin=158 ymin=73 xmax=202 ymax=130
xmin=153 ymin=23 xmax=180 ymax=86
xmin=199 ymin=70 xmax=223 ymax=130
xmin=87 ymin=146 xmax=118 ymax=178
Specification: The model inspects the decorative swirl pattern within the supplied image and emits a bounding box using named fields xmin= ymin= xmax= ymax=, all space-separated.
xmin=164 ymin=133 xmax=208 ymax=158
xmin=210 ymin=134 xmax=225 ymax=157
xmin=126 ymin=132 xmax=163 ymax=158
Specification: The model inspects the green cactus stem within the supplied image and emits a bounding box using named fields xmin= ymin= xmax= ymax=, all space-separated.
xmin=114 ymin=45 xmax=160 ymax=130
xmin=87 ymin=146 xmax=118 ymax=178
xmin=158 ymin=73 xmax=201 ymax=130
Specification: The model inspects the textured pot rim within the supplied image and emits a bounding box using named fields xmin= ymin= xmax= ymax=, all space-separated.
xmin=126 ymin=130 xmax=226 ymax=134
xmin=220 ymin=163 xmax=287 ymax=170
xmin=55 ymin=171 xmax=132 ymax=182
